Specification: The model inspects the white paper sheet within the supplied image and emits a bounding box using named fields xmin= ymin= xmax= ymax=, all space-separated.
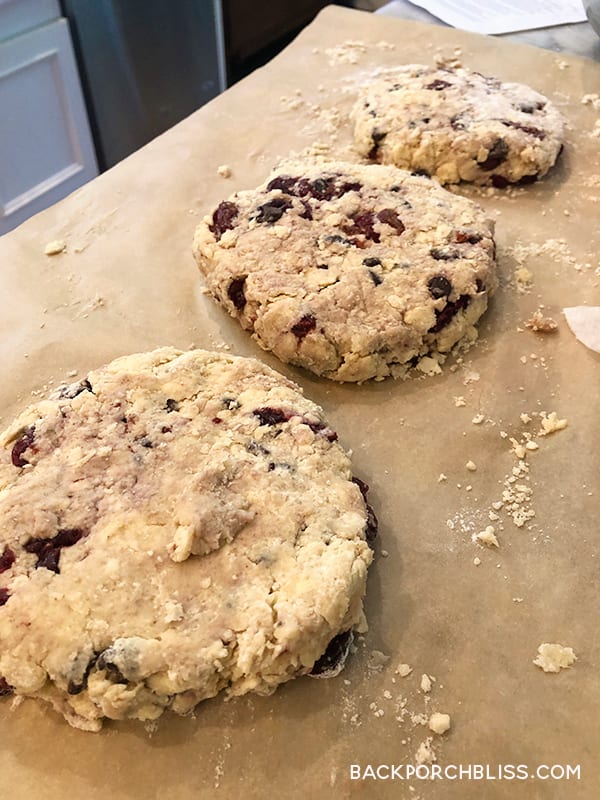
xmin=407 ymin=0 xmax=587 ymax=34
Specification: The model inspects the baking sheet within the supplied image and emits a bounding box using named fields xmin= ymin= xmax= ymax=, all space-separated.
xmin=1 ymin=6 xmax=599 ymax=799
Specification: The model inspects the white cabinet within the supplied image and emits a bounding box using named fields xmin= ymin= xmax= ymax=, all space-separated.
xmin=0 ymin=2 xmax=98 ymax=235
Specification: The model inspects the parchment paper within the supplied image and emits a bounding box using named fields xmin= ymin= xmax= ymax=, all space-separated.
xmin=1 ymin=7 xmax=599 ymax=799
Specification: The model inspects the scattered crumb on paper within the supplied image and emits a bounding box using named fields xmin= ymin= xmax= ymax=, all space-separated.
xmin=533 ymin=643 xmax=577 ymax=673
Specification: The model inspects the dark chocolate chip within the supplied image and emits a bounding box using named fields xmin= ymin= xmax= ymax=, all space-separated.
xmin=227 ymin=276 xmax=247 ymax=311
xmin=425 ymin=79 xmax=451 ymax=90
xmin=212 ymin=417 xmax=223 ymax=425
xmin=58 ymin=379 xmax=93 ymax=399
xmin=478 ymin=138 xmax=509 ymax=171
xmin=253 ymin=407 xmax=291 ymax=427
xmin=450 ymin=113 xmax=466 ymax=130
xmin=310 ymin=630 xmax=354 ymax=677
xmin=247 ymin=440 xmax=270 ymax=456
xmin=369 ymin=270 xmax=382 ymax=286
xmin=291 ymin=314 xmax=317 ymax=341
xmin=324 ymin=234 xmax=353 ymax=246
xmin=165 ymin=398 xmax=180 ymax=412
xmin=363 ymin=257 xmax=381 ymax=267
xmin=0 ymin=677 xmax=13 ymax=696
xmin=316 ymin=263 xmax=329 ymax=270
xmin=11 ymin=426 xmax=36 ymax=468
xmin=429 ymin=295 xmax=471 ymax=333
xmin=430 ymin=248 xmax=459 ymax=261
xmin=67 ymin=654 xmax=98 ymax=695
xmin=411 ymin=168 xmax=431 ymax=178
xmin=139 ymin=437 xmax=154 ymax=448
xmin=96 ymin=651 xmax=128 ymax=684
xmin=0 ymin=588 xmax=10 ymax=606
xmin=0 ymin=546 xmax=15 ymax=573
xmin=518 ymin=101 xmax=545 ymax=114
xmin=428 ymin=275 xmax=452 ymax=299
xmin=209 ymin=201 xmax=239 ymax=241
xmin=256 ymin=197 xmax=292 ymax=224
xmin=222 ymin=397 xmax=240 ymax=411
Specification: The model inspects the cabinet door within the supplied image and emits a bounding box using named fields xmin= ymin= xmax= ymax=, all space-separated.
xmin=0 ymin=17 xmax=98 ymax=235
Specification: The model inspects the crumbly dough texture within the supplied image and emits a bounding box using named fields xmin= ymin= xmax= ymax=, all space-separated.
xmin=351 ymin=65 xmax=565 ymax=186
xmin=0 ymin=348 xmax=372 ymax=731
xmin=193 ymin=161 xmax=497 ymax=382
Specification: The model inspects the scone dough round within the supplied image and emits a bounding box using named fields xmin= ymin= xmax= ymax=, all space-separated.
xmin=193 ymin=161 xmax=497 ymax=382
xmin=351 ymin=65 xmax=565 ymax=186
xmin=0 ymin=348 xmax=373 ymax=730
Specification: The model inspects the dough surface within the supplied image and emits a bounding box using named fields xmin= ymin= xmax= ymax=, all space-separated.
xmin=0 ymin=348 xmax=373 ymax=730
xmin=193 ymin=161 xmax=497 ymax=382
xmin=351 ymin=65 xmax=565 ymax=186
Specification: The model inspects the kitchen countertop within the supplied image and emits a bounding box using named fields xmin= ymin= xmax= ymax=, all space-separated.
xmin=378 ymin=0 xmax=600 ymax=61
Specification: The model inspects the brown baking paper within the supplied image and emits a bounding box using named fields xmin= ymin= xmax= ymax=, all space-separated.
xmin=1 ymin=6 xmax=599 ymax=799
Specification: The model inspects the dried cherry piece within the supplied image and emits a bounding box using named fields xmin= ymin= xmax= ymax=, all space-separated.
xmin=266 ymin=175 xmax=298 ymax=194
xmin=227 ymin=277 xmax=247 ymax=311
xmin=377 ymin=208 xmax=405 ymax=234
xmin=429 ymin=294 xmax=471 ymax=333
xmin=253 ymin=407 xmax=291 ymax=427
xmin=517 ymin=173 xmax=538 ymax=185
xmin=454 ymin=231 xmax=482 ymax=244
xmin=352 ymin=477 xmax=378 ymax=544
xmin=290 ymin=314 xmax=317 ymax=341
xmin=0 ymin=588 xmax=9 ymax=606
xmin=310 ymin=630 xmax=354 ymax=676
xmin=491 ymin=175 xmax=510 ymax=188
xmin=209 ymin=201 xmax=239 ymax=241
xmin=24 ymin=528 xmax=85 ymax=574
xmin=478 ymin=139 xmax=509 ymax=171
xmin=0 ymin=546 xmax=15 ymax=573
xmin=304 ymin=419 xmax=338 ymax=442
xmin=501 ymin=120 xmax=546 ymax=140
xmin=299 ymin=200 xmax=313 ymax=220
xmin=343 ymin=212 xmax=379 ymax=243
xmin=425 ymin=79 xmax=451 ymax=90
xmin=256 ymin=197 xmax=292 ymax=224
xmin=11 ymin=426 xmax=36 ymax=468
xmin=428 ymin=275 xmax=452 ymax=299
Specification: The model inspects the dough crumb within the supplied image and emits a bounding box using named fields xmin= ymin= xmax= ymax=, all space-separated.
xmin=415 ymin=737 xmax=436 ymax=765
xmin=420 ymin=674 xmax=432 ymax=693
xmin=396 ymin=663 xmax=412 ymax=677
xmin=474 ymin=526 xmax=499 ymax=548
xmin=454 ymin=396 xmax=466 ymax=407
xmin=217 ymin=164 xmax=232 ymax=178
xmin=428 ymin=712 xmax=451 ymax=735
xmin=465 ymin=460 xmax=477 ymax=472
xmin=539 ymin=411 xmax=568 ymax=435
xmin=472 ymin=413 xmax=485 ymax=424
xmin=533 ymin=643 xmax=577 ymax=673
xmin=44 ymin=240 xmax=66 ymax=255
xmin=525 ymin=309 xmax=558 ymax=333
